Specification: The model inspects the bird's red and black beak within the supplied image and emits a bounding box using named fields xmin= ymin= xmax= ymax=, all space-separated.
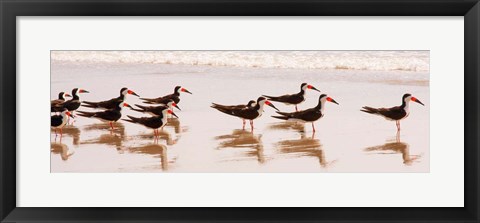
xmin=79 ymin=89 xmax=89 ymax=93
xmin=307 ymin=85 xmax=321 ymax=92
xmin=127 ymin=90 xmax=140 ymax=97
xmin=172 ymin=102 xmax=181 ymax=111
xmin=411 ymin=97 xmax=424 ymax=106
xmin=265 ymin=100 xmax=280 ymax=111
xmin=326 ymin=97 xmax=339 ymax=105
xmin=64 ymin=93 xmax=72 ymax=98
xmin=181 ymin=88 xmax=192 ymax=94
xmin=168 ymin=110 xmax=179 ymax=118
xmin=66 ymin=111 xmax=75 ymax=118
xmin=123 ymin=103 xmax=134 ymax=109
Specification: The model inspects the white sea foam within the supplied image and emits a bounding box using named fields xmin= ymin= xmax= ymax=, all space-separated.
xmin=51 ymin=51 xmax=429 ymax=72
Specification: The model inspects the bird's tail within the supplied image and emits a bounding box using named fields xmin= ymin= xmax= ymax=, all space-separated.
xmin=211 ymin=103 xmax=226 ymax=109
xmin=271 ymin=115 xmax=289 ymax=120
xmin=130 ymin=104 xmax=147 ymax=113
xmin=360 ymin=106 xmax=379 ymax=114
xmin=211 ymin=106 xmax=235 ymax=116
xmin=81 ymin=101 xmax=99 ymax=108
xmin=76 ymin=111 xmax=96 ymax=118
xmin=122 ymin=115 xmax=140 ymax=123
xmin=135 ymin=104 xmax=149 ymax=109
xmin=121 ymin=118 xmax=135 ymax=123
xmin=262 ymin=95 xmax=277 ymax=100
xmin=276 ymin=111 xmax=292 ymax=117
xmin=140 ymin=98 xmax=157 ymax=103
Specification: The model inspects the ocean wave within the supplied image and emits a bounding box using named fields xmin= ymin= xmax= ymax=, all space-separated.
xmin=51 ymin=51 xmax=429 ymax=72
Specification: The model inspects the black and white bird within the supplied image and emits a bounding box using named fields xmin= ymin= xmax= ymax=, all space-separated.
xmin=272 ymin=94 xmax=339 ymax=132
xmin=131 ymin=100 xmax=181 ymax=116
xmin=263 ymin=83 xmax=321 ymax=111
xmin=360 ymin=93 xmax=424 ymax=131
xmin=82 ymin=87 xmax=139 ymax=110
xmin=51 ymin=109 xmax=74 ymax=136
xmin=211 ymin=97 xmax=279 ymax=131
xmin=53 ymin=88 xmax=89 ymax=113
xmin=123 ymin=108 xmax=178 ymax=138
xmin=76 ymin=101 xmax=132 ymax=130
xmin=140 ymin=86 xmax=192 ymax=105
xmin=51 ymin=92 xmax=71 ymax=113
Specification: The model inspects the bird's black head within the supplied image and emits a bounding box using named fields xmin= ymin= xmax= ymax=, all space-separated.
xmin=403 ymin=93 xmax=424 ymax=106
xmin=58 ymin=92 xmax=65 ymax=99
xmin=301 ymin=83 xmax=307 ymax=89
xmin=318 ymin=94 xmax=339 ymax=105
xmin=116 ymin=101 xmax=133 ymax=110
xmin=72 ymin=88 xmax=89 ymax=95
xmin=247 ymin=100 xmax=256 ymax=107
xmin=120 ymin=87 xmax=128 ymax=94
xmin=174 ymin=86 xmax=182 ymax=93
xmin=257 ymin=97 xmax=267 ymax=103
xmin=257 ymin=96 xmax=279 ymax=111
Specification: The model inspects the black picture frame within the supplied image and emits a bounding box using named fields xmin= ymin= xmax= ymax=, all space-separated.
xmin=1 ymin=0 xmax=479 ymax=222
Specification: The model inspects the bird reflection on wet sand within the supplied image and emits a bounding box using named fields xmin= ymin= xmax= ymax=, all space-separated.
xmin=134 ymin=129 xmax=178 ymax=145
xmin=275 ymin=131 xmax=336 ymax=168
xmin=61 ymin=126 xmax=81 ymax=145
xmin=83 ymin=122 xmax=126 ymax=137
xmin=165 ymin=118 xmax=188 ymax=134
xmin=364 ymin=132 xmax=421 ymax=165
xmin=215 ymin=129 xmax=265 ymax=163
xmin=127 ymin=142 xmax=171 ymax=171
xmin=51 ymin=141 xmax=74 ymax=161
xmin=81 ymin=123 xmax=126 ymax=151
xmin=268 ymin=121 xmax=305 ymax=132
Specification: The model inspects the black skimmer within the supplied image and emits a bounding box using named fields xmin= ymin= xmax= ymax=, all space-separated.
xmin=211 ymin=100 xmax=257 ymax=111
xmin=131 ymin=100 xmax=181 ymax=115
xmin=263 ymin=83 xmax=321 ymax=111
xmin=360 ymin=93 xmax=424 ymax=131
xmin=271 ymin=94 xmax=339 ymax=132
xmin=140 ymin=86 xmax=192 ymax=105
xmin=51 ymin=109 xmax=74 ymax=136
xmin=211 ymin=97 xmax=279 ymax=131
xmin=82 ymin=87 xmax=139 ymax=109
xmin=122 ymin=108 xmax=178 ymax=138
xmin=76 ymin=101 xmax=132 ymax=130
xmin=53 ymin=88 xmax=89 ymax=124
xmin=51 ymin=92 xmax=71 ymax=113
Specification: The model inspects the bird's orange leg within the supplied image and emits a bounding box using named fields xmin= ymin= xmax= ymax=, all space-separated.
xmin=312 ymin=123 xmax=316 ymax=132
xmin=295 ymin=105 xmax=298 ymax=112
xmin=242 ymin=119 xmax=246 ymax=130
xmin=250 ymin=120 xmax=254 ymax=132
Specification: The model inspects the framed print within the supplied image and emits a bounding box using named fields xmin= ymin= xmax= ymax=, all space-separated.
xmin=1 ymin=0 xmax=479 ymax=223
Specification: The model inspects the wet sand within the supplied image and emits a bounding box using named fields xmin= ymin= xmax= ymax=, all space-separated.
xmin=51 ymin=61 xmax=429 ymax=172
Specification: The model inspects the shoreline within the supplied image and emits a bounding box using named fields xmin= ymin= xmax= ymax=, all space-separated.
xmin=51 ymin=61 xmax=430 ymax=173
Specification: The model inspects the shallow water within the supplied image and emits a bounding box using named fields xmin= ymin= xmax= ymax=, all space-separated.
xmin=51 ymin=60 xmax=429 ymax=173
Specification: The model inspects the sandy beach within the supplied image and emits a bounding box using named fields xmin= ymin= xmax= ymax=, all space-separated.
xmin=51 ymin=51 xmax=429 ymax=173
